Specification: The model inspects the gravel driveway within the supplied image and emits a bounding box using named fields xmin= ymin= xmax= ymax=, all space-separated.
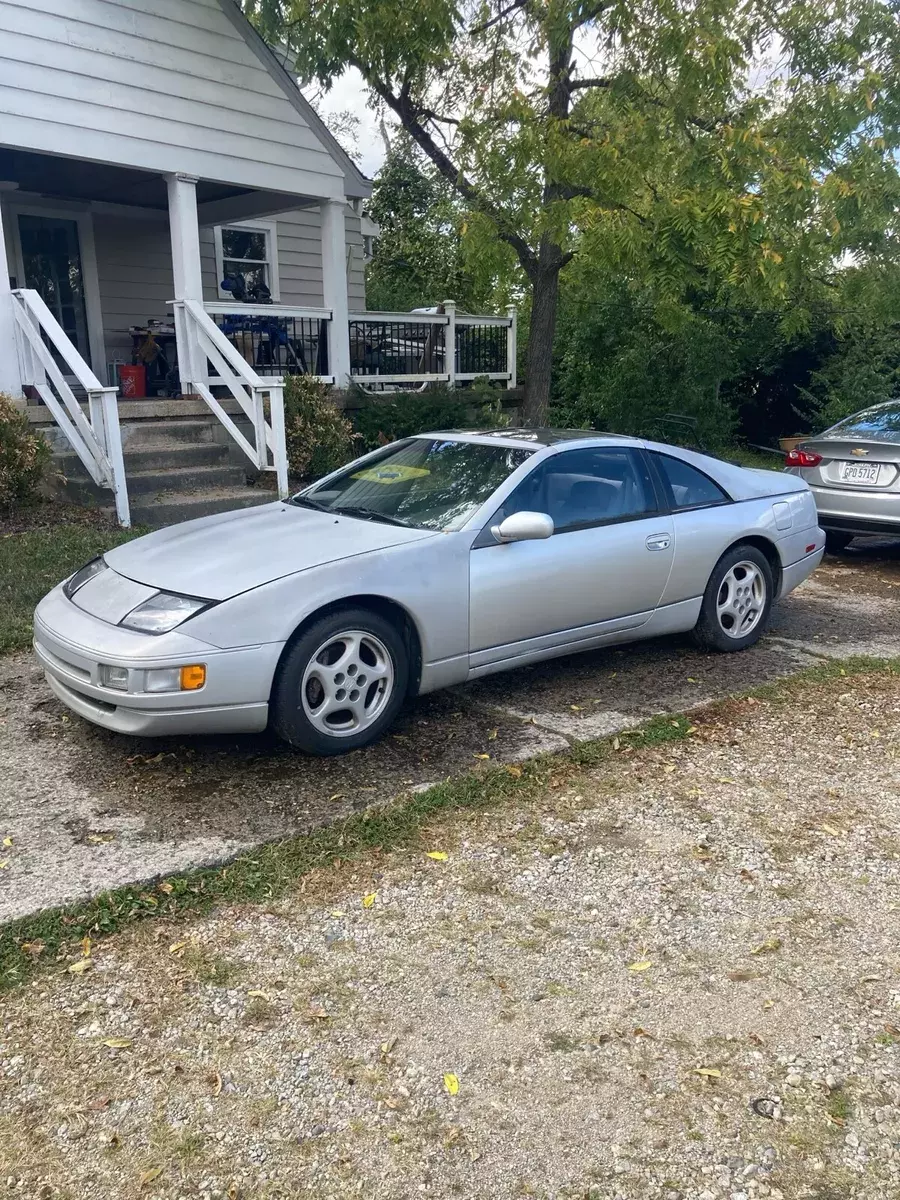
xmin=2 ymin=544 xmax=900 ymax=921
xmin=3 ymin=665 xmax=900 ymax=1199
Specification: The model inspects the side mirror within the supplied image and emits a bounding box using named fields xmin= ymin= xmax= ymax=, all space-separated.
xmin=491 ymin=511 xmax=554 ymax=544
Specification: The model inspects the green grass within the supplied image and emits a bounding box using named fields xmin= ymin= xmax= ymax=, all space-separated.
xmin=0 ymin=524 xmax=140 ymax=654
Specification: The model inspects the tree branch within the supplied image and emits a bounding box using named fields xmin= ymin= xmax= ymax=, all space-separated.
xmin=351 ymin=58 xmax=537 ymax=273
xmin=469 ymin=0 xmax=528 ymax=37
xmin=568 ymin=76 xmax=613 ymax=91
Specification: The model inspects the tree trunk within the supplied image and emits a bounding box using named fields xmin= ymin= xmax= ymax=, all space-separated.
xmin=522 ymin=257 xmax=561 ymax=426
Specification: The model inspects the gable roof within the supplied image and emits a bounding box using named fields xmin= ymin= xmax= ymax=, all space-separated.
xmin=217 ymin=0 xmax=371 ymax=200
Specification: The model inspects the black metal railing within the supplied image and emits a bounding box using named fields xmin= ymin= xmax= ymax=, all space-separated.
xmin=213 ymin=312 xmax=329 ymax=377
xmin=456 ymin=322 xmax=507 ymax=375
xmin=349 ymin=319 xmax=447 ymax=377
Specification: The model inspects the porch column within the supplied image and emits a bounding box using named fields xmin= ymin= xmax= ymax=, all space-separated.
xmin=166 ymin=172 xmax=204 ymax=392
xmin=0 ymin=199 xmax=23 ymax=398
xmin=320 ymin=198 xmax=351 ymax=387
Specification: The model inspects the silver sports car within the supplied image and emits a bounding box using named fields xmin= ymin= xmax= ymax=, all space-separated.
xmin=35 ymin=430 xmax=824 ymax=755
xmin=785 ymin=399 xmax=900 ymax=551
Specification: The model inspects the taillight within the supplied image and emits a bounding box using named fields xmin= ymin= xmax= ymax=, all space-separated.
xmin=785 ymin=448 xmax=822 ymax=468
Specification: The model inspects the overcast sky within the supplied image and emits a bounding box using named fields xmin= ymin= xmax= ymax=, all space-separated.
xmin=306 ymin=68 xmax=388 ymax=178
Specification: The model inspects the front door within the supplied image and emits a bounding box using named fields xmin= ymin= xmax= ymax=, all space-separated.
xmin=469 ymin=446 xmax=675 ymax=666
xmin=16 ymin=214 xmax=92 ymax=366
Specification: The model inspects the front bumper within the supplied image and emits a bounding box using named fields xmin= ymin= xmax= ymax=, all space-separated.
xmin=33 ymin=585 xmax=282 ymax=737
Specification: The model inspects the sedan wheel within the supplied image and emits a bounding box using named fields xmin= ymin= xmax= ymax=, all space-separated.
xmin=693 ymin=544 xmax=774 ymax=653
xmin=272 ymin=608 xmax=409 ymax=755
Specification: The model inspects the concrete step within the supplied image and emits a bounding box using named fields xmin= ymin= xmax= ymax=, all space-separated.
xmin=57 ymin=441 xmax=230 ymax=476
xmin=128 ymin=486 xmax=275 ymax=528
xmin=126 ymin=463 xmax=250 ymax=496
xmin=119 ymin=420 xmax=222 ymax=448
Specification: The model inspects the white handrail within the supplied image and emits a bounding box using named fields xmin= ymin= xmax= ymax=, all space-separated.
xmin=172 ymin=299 xmax=289 ymax=497
xmin=11 ymin=288 xmax=130 ymax=527
xmin=204 ymin=301 xmax=332 ymax=321
xmin=348 ymin=311 xmax=450 ymax=326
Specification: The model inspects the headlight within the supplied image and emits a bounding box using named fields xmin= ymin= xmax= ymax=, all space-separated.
xmin=63 ymin=557 xmax=106 ymax=599
xmin=119 ymin=592 xmax=213 ymax=634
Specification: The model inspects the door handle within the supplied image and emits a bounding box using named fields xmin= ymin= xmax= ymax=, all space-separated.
xmin=645 ymin=533 xmax=671 ymax=551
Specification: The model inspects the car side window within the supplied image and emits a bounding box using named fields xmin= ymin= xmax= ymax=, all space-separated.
xmin=493 ymin=447 xmax=658 ymax=534
xmin=653 ymin=453 xmax=729 ymax=510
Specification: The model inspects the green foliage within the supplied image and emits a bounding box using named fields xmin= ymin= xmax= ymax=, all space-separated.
xmin=282 ymin=375 xmax=358 ymax=480
xmin=0 ymin=393 xmax=51 ymax=511
xmin=350 ymin=386 xmax=471 ymax=450
xmin=366 ymin=140 xmax=494 ymax=313
xmin=247 ymin=0 xmax=900 ymax=420
xmin=350 ymin=381 xmax=512 ymax=449
xmin=552 ymin=287 xmax=737 ymax=449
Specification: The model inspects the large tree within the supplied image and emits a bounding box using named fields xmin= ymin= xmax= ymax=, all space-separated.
xmin=246 ymin=0 xmax=900 ymax=423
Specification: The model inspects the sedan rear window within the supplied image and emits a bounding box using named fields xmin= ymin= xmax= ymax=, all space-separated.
xmin=297 ymin=438 xmax=533 ymax=531
xmin=824 ymin=401 xmax=900 ymax=443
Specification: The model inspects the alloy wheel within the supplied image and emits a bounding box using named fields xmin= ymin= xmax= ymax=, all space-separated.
xmin=300 ymin=630 xmax=395 ymax=737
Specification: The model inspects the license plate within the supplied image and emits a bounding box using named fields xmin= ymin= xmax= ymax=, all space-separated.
xmin=839 ymin=462 xmax=879 ymax=485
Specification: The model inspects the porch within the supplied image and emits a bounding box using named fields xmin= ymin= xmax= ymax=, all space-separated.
xmin=0 ymin=150 xmax=516 ymax=528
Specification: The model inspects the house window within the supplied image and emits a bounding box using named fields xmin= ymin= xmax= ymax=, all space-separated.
xmin=214 ymin=220 xmax=280 ymax=302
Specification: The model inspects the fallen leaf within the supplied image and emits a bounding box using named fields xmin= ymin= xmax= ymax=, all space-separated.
xmin=570 ymin=705 xmax=582 ymax=711
xmin=612 ymin=736 xmax=621 ymax=750
xmin=157 ymin=881 xmax=174 ymax=895
xmin=426 ymin=851 xmax=449 ymax=861
xmin=751 ymin=936 xmax=782 ymax=956
xmin=380 ymin=1036 xmax=397 ymax=1058
xmin=748 ymin=1032 xmax=764 ymax=1046
xmin=2 ymin=836 xmax=12 ymax=847
xmin=827 ymin=1113 xmax=846 ymax=1127
xmin=207 ymin=1070 xmax=223 ymax=1096
xmin=169 ymin=941 xmax=188 ymax=955
xmin=763 ymin=999 xmax=775 ymax=1010
xmin=247 ymin=990 xmax=270 ymax=1001
xmin=102 ymin=1037 xmax=133 ymax=1049
xmin=443 ymin=1072 xmax=460 ymax=1096
xmin=627 ymin=960 xmax=653 ymax=972
xmin=67 ymin=959 xmax=91 ymax=975
xmin=0 ymin=861 xmax=9 ymax=870
xmin=307 ymin=1005 xmax=329 ymax=1021
xmin=87 ymin=833 xmax=115 ymax=845
xmin=819 ymin=823 xmax=842 ymax=836
xmin=633 ymin=1026 xmax=655 ymax=1039
xmin=717 ymin=777 xmax=737 ymax=784
xmin=139 ymin=1166 xmax=163 ymax=1187
xmin=740 ymin=868 xmax=755 ymax=883
xmin=687 ymin=677 xmax=698 ymax=683
xmin=81 ymin=936 xmax=91 ymax=959
xmin=488 ymin=728 xmax=498 ymax=740
xmin=505 ymin=765 xmax=522 ymax=777
xmin=90 ymin=1095 xmax=110 ymax=1111
xmin=694 ymin=1067 xmax=722 ymax=1078
xmin=663 ymin=764 xmax=676 ymax=774
xmin=473 ymin=752 xmax=491 ymax=760
xmin=362 ymin=892 xmax=377 ymax=909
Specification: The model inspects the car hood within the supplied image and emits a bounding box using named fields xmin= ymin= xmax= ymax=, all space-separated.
xmin=104 ymin=502 xmax=437 ymax=601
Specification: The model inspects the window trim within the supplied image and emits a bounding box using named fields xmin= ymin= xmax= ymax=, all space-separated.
xmin=214 ymin=219 xmax=280 ymax=301
xmin=473 ymin=446 xmax=663 ymax=547
xmin=648 ymin=451 xmax=733 ymax=513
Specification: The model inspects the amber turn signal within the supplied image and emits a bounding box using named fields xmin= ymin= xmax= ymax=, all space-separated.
xmin=180 ymin=664 xmax=206 ymax=691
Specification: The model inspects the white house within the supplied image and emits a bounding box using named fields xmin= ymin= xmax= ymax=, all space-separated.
xmin=0 ymin=0 xmax=515 ymax=525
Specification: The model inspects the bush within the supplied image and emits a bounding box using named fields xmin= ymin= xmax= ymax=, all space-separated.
xmin=0 ymin=392 xmax=51 ymax=511
xmin=282 ymin=376 xmax=358 ymax=481
xmin=351 ymin=382 xmax=509 ymax=450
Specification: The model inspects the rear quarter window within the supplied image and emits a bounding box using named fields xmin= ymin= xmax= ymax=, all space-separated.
xmin=653 ymin=454 xmax=730 ymax=510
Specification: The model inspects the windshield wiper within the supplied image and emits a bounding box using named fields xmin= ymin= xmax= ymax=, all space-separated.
xmin=290 ymin=495 xmax=332 ymax=512
xmin=332 ymin=505 xmax=410 ymax=527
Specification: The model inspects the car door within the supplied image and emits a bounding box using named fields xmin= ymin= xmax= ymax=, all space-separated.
xmin=468 ymin=446 xmax=675 ymax=667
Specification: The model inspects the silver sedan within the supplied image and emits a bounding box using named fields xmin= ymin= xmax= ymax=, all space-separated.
xmin=785 ymin=400 xmax=900 ymax=552
xmin=35 ymin=430 xmax=824 ymax=755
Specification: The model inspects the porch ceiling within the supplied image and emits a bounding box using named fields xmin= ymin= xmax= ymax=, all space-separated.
xmin=0 ymin=148 xmax=249 ymax=209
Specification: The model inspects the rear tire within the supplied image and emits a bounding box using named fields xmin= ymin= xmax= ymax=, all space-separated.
xmin=692 ymin=544 xmax=774 ymax=653
xmin=271 ymin=607 xmax=409 ymax=755
xmin=824 ymin=531 xmax=853 ymax=555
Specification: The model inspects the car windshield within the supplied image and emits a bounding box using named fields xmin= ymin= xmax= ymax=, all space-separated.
xmin=294 ymin=437 xmax=534 ymax=531
xmin=824 ymin=401 xmax=900 ymax=443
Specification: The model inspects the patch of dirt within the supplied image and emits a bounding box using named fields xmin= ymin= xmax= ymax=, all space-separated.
xmin=0 ymin=501 xmax=119 ymax=536
xmin=3 ymin=672 xmax=900 ymax=1198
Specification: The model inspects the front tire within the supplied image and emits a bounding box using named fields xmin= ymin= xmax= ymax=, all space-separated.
xmin=272 ymin=608 xmax=409 ymax=755
xmin=692 ymin=544 xmax=774 ymax=653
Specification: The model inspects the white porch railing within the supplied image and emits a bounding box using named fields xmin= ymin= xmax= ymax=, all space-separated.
xmin=11 ymin=288 xmax=130 ymax=527
xmin=204 ymin=302 xmax=333 ymax=383
xmin=172 ymin=299 xmax=288 ymax=497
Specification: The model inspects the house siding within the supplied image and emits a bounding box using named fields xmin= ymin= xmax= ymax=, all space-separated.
xmin=93 ymin=208 xmax=366 ymax=373
xmin=0 ymin=0 xmax=345 ymax=198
